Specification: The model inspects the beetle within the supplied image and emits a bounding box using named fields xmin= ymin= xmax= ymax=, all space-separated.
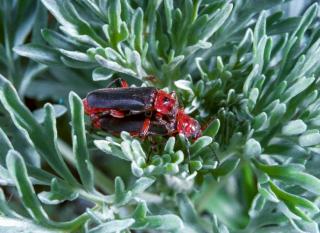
xmin=83 ymin=78 xmax=179 ymax=136
xmin=94 ymin=109 xmax=201 ymax=139
xmin=96 ymin=114 xmax=169 ymax=137
xmin=83 ymin=78 xmax=201 ymax=138
xmin=83 ymin=78 xmax=178 ymax=119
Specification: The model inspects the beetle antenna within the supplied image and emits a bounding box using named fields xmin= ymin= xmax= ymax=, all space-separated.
xmin=106 ymin=78 xmax=128 ymax=88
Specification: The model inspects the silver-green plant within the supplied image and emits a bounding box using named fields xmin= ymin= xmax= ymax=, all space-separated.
xmin=1 ymin=0 xmax=320 ymax=232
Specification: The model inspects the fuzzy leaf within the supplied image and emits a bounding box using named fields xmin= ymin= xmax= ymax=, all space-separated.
xmin=269 ymin=181 xmax=318 ymax=220
xmin=89 ymin=219 xmax=135 ymax=233
xmin=164 ymin=137 xmax=176 ymax=154
xmin=282 ymin=120 xmax=307 ymax=136
xmin=6 ymin=150 xmax=48 ymax=222
xmin=0 ymin=75 xmax=77 ymax=186
xmin=13 ymin=44 xmax=61 ymax=65
xmin=203 ymin=119 xmax=220 ymax=138
xmin=256 ymin=162 xmax=320 ymax=195
xmin=32 ymin=104 xmax=67 ymax=123
xmin=131 ymin=177 xmax=155 ymax=195
xmin=0 ymin=128 xmax=13 ymax=166
xmin=244 ymin=139 xmax=261 ymax=159
xmin=0 ymin=217 xmax=60 ymax=233
xmin=177 ymin=193 xmax=198 ymax=224
xmin=299 ymin=131 xmax=320 ymax=147
xmin=133 ymin=215 xmax=183 ymax=231
xmin=95 ymin=55 xmax=136 ymax=77
xmin=38 ymin=179 xmax=78 ymax=205
xmin=190 ymin=136 xmax=212 ymax=157
xmin=69 ymin=92 xmax=94 ymax=191
xmin=174 ymin=80 xmax=194 ymax=95
xmin=212 ymin=158 xmax=240 ymax=177
xmin=92 ymin=67 xmax=113 ymax=81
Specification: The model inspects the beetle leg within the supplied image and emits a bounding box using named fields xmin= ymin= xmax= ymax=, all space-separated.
xmin=140 ymin=118 xmax=151 ymax=138
xmin=120 ymin=79 xmax=129 ymax=88
xmin=106 ymin=78 xmax=129 ymax=88
xmin=91 ymin=115 xmax=101 ymax=129
xmin=130 ymin=132 xmax=140 ymax=137
xmin=110 ymin=109 xmax=125 ymax=118
xmin=155 ymin=112 xmax=166 ymax=123
xmin=154 ymin=112 xmax=176 ymax=135
xmin=165 ymin=122 xmax=177 ymax=136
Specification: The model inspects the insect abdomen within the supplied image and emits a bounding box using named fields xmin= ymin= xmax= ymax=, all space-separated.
xmin=99 ymin=114 xmax=168 ymax=135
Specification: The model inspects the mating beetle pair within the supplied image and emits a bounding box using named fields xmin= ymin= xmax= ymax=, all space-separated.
xmin=83 ymin=78 xmax=201 ymax=139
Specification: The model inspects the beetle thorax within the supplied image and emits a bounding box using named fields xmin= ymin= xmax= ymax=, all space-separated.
xmin=154 ymin=90 xmax=178 ymax=116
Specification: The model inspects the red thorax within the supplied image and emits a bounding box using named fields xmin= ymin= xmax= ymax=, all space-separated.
xmin=176 ymin=109 xmax=201 ymax=139
xmin=154 ymin=90 xmax=178 ymax=116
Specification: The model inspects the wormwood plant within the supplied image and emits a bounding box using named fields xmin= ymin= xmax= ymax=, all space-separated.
xmin=1 ymin=0 xmax=320 ymax=232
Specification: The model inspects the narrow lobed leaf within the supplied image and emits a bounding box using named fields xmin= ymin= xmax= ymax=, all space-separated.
xmin=69 ymin=92 xmax=94 ymax=191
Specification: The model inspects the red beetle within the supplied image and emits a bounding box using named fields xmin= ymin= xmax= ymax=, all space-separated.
xmin=93 ymin=109 xmax=201 ymax=139
xmin=83 ymin=79 xmax=201 ymax=139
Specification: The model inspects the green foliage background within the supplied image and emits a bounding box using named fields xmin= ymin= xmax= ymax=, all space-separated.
xmin=1 ymin=0 xmax=320 ymax=232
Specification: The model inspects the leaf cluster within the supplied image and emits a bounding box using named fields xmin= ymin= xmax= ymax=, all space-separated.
xmin=1 ymin=0 xmax=320 ymax=233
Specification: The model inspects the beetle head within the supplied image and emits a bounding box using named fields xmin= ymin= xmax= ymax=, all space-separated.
xmin=154 ymin=90 xmax=178 ymax=116
xmin=176 ymin=110 xmax=201 ymax=139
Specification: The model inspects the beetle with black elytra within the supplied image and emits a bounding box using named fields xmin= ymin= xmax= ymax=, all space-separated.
xmin=83 ymin=78 xmax=201 ymax=139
